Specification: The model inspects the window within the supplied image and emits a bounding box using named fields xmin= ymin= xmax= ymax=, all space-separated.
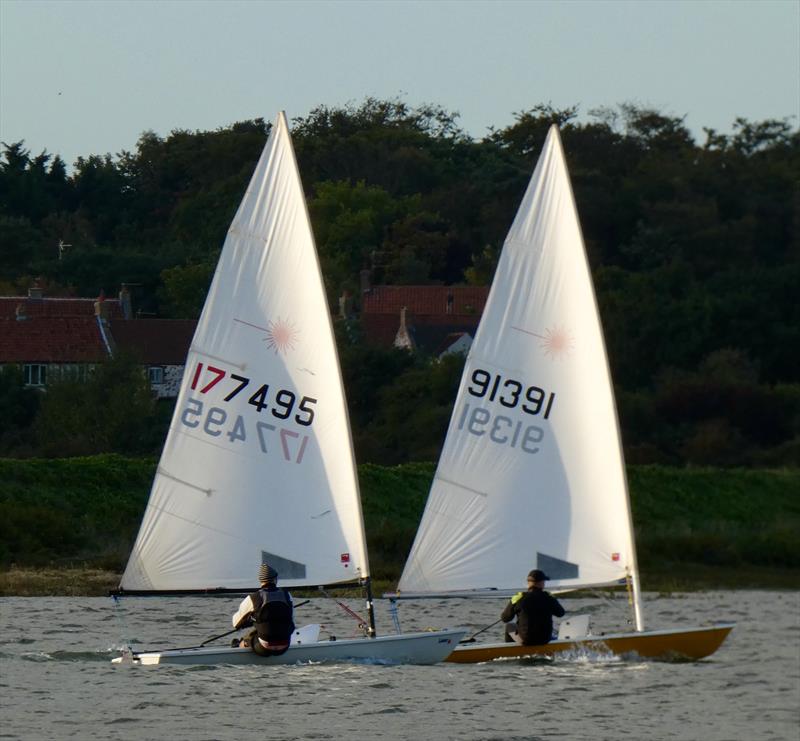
xmin=148 ymin=366 xmax=164 ymax=385
xmin=53 ymin=364 xmax=88 ymax=383
xmin=24 ymin=364 xmax=47 ymax=387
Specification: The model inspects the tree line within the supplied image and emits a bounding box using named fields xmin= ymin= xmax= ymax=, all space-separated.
xmin=1 ymin=99 xmax=797 ymax=467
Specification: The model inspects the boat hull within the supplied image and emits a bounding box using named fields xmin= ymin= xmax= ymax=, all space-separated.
xmin=112 ymin=629 xmax=465 ymax=666
xmin=447 ymin=623 xmax=734 ymax=663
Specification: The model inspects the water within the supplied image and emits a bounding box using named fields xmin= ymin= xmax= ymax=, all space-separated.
xmin=1 ymin=591 xmax=797 ymax=740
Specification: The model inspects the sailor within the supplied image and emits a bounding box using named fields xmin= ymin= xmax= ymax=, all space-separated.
xmin=232 ymin=563 xmax=295 ymax=656
xmin=501 ymin=569 xmax=565 ymax=645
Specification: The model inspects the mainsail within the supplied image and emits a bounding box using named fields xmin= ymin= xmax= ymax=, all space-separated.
xmin=121 ymin=113 xmax=369 ymax=592
xmin=399 ymin=126 xmax=640 ymax=606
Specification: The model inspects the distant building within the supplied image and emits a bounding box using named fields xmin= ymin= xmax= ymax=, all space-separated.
xmin=359 ymin=284 xmax=489 ymax=357
xmin=105 ymin=318 xmax=197 ymax=398
xmin=0 ymin=284 xmax=196 ymax=398
xmin=1 ymin=280 xmax=490 ymax=394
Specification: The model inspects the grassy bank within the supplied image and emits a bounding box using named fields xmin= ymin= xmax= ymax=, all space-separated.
xmin=1 ymin=456 xmax=798 ymax=595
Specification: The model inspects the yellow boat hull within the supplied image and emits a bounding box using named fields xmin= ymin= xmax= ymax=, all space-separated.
xmin=446 ymin=623 xmax=734 ymax=663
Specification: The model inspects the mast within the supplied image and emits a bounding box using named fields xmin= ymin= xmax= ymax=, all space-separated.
xmin=556 ymin=125 xmax=645 ymax=632
xmin=282 ymin=110 xmax=376 ymax=633
xmin=363 ymin=577 xmax=377 ymax=638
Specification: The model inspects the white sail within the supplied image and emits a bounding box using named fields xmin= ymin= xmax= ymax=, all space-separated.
xmin=121 ymin=113 xmax=369 ymax=592
xmin=399 ymin=126 xmax=638 ymax=597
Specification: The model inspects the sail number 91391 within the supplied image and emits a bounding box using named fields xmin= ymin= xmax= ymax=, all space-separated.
xmin=467 ymin=369 xmax=555 ymax=418
xmin=458 ymin=368 xmax=556 ymax=455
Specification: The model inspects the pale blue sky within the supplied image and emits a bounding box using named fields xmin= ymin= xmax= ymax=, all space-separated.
xmin=1 ymin=0 xmax=798 ymax=167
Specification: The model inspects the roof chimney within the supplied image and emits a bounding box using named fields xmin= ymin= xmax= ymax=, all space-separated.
xmin=338 ymin=290 xmax=351 ymax=320
xmin=393 ymin=306 xmax=416 ymax=351
xmin=360 ymin=268 xmax=372 ymax=294
xmin=94 ymin=290 xmax=110 ymax=322
xmin=119 ymin=284 xmax=133 ymax=320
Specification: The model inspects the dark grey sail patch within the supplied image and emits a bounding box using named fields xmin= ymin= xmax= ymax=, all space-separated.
xmin=261 ymin=551 xmax=306 ymax=580
xmin=537 ymin=553 xmax=578 ymax=580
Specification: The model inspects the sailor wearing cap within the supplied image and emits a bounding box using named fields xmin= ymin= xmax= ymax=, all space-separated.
xmin=232 ymin=563 xmax=295 ymax=656
xmin=501 ymin=569 xmax=565 ymax=645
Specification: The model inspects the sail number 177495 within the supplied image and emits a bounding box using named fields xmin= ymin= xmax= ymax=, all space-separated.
xmin=189 ymin=362 xmax=317 ymax=426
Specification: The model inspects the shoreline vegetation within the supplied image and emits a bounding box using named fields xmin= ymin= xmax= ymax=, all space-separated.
xmin=2 ymin=563 xmax=798 ymax=598
xmin=1 ymin=455 xmax=798 ymax=596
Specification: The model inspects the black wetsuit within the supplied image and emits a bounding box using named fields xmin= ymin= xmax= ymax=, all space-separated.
xmin=501 ymin=587 xmax=565 ymax=645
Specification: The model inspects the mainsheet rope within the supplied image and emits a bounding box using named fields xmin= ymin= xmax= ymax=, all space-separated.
xmin=318 ymin=587 xmax=370 ymax=637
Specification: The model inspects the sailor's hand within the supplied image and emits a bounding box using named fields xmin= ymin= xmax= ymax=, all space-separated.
xmin=511 ymin=591 xmax=524 ymax=605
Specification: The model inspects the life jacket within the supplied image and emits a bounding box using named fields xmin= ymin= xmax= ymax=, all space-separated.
xmin=252 ymin=587 xmax=294 ymax=646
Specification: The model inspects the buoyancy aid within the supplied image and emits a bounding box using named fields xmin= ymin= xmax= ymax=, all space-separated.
xmin=252 ymin=587 xmax=294 ymax=646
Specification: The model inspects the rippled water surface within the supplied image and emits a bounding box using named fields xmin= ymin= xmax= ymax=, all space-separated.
xmin=1 ymin=591 xmax=798 ymax=740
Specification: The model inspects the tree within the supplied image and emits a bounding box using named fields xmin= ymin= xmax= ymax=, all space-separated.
xmin=309 ymin=180 xmax=407 ymax=293
xmin=160 ymin=259 xmax=216 ymax=318
xmin=0 ymin=366 xmax=40 ymax=454
xmin=355 ymin=353 xmax=466 ymax=464
xmin=34 ymin=353 xmax=158 ymax=457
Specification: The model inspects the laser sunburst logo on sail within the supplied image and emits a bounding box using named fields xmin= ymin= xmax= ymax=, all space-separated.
xmin=540 ymin=325 xmax=573 ymax=359
xmin=233 ymin=316 xmax=299 ymax=354
xmin=264 ymin=316 xmax=298 ymax=354
xmin=511 ymin=324 xmax=574 ymax=359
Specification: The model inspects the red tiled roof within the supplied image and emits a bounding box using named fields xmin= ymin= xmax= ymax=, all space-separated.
xmin=361 ymin=285 xmax=489 ymax=315
xmin=361 ymin=314 xmax=403 ymax=347
xmin=111 ymin=319 xmax=197 ymax=365
xmin=403 ymin=313 xmax=482 ymax=328
xmin=0 ymin=296 xmax=123 ymax=319
xmin=0 ymin=316 xmax=110 ymax=362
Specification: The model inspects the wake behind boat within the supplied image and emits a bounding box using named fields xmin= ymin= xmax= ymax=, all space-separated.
xmin=110 ymin=112 xmax=464 ymax=666
xmin=389 ymin=125 xmax=733 ymax=663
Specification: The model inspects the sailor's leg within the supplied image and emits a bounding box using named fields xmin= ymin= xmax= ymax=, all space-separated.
xmin=504 ymin=622 xmax=523 ymax=644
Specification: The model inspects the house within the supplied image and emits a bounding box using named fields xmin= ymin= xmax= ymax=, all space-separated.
xmin=358 ymin=284 xmax=490 ymax=357
xmin=0 ymin=285 xmax=196 ymax=398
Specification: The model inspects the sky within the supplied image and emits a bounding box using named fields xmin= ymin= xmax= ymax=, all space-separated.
xmin=1 ymin=0 xmax=798 ymax=168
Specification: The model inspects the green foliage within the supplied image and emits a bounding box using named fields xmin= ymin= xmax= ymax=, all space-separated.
xmin=0 ymin=454 xmax=155 ymax=567
xmin=0 ymin=457 xmax=796 ymax=584
xmin=336 ymin=323 xmax=417 ymax=432
xmin=33 ymin=353 xmax=159 ymax=457
xmin=356 ymin=353 xmax=465 ymax=464
xmin=309 ymin=180 xmax=408 ymax=293
xmin=1 ymin=99 xmax=798 ymax=466
xmin=159 ymin=258 xmax=217 ymax=318
xmin=0 ymin=366 xmax=40 ymax=454
xmin=629 ymin=466 xmax=800 ymax=572
xmin=0 ymin=216 xmax=51 ymax=276
xmin=359 ymin=461 xmax=436 ymax=579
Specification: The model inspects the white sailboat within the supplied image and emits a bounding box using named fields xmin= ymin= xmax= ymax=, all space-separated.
xmin=392 ymin=125 xmax=732 ymax=662
xmin=111 ymin=112 xmax=464 ymax=666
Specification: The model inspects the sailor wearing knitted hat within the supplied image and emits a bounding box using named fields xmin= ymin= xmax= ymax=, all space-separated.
xmin=258 ymin=563 xmax=278 ymax=584
xmin=231 ymin=563 xmax=295 ymax=656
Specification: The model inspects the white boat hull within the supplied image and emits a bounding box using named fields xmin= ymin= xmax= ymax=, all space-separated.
xmin=112 ymin=628 xmax=465 ymax=666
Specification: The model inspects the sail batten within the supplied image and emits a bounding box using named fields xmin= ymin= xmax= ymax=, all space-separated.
xmin=120 ymin=112 xmax=368 ymax=592
xmin=399 ymin=126 xmax=637 ymax=597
